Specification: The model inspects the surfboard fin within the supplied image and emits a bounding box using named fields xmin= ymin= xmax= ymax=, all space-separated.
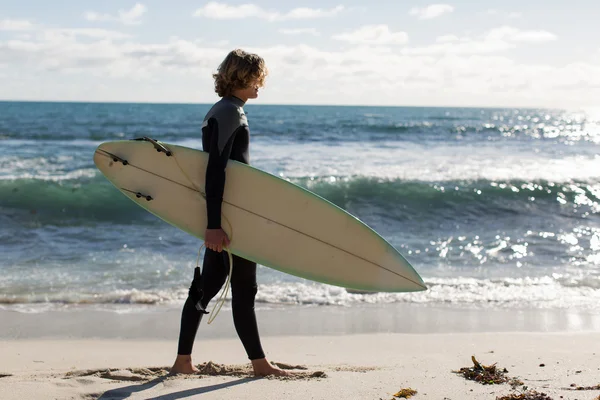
xmin=132 ymin=136 xmax=172 ymax=157
xmin=95 ymin=149 xmax=128 ymax=165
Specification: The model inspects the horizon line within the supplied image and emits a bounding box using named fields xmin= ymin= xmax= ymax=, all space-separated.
xmin=0 ymin=98 xmax=571 ymax=111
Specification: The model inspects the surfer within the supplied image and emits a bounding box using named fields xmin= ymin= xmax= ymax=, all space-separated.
xmin=171 ymin=49 xmax=289 ymax=377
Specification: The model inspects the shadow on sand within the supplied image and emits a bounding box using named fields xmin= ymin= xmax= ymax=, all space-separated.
xmin=97 ymin=376 xmax=254 ymax=400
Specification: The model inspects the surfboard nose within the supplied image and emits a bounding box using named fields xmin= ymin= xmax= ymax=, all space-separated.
xmin=401 ymin=259 xmax=427 ymax=291
xmin=387 ymin=265 xmax=428 ymax=292
xmin=404 ymin=262 xmax=427 ymax=292
xmin=412 ymin=270 xmax=427 ymax=291
xmin=93 ymin=144 xmax=105 ymax=170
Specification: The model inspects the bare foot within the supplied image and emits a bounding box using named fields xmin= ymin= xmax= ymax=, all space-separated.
xmin=251 ymin=358 xmax=290 ymax=377
xmin=170 ymin=355 xmax=199 ymax=374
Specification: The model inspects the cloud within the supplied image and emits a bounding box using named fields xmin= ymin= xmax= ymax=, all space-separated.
xmin=279 ymin=28 xmax=320 ymax=36
xmin=0 ymin=19 xmax=34 ymax=31
xmin=332 ymin=25 xmax=409 ymax=45
xmin=486 ymin=26 xmax=557 ymax=43
xmin=47 ymin=29 xmax=132 ymax=40
xmin=405 ymin=37 xmax=511 ymax=56
xmin=193 ymin=2 xmax=344 ymax=21
xmin=485 ymin=9 xmax=523 ymax=18
xmin=408 ymin=26 xmax=557 ymax=55
xmin=84 ymin=3 xmax=147 ymax=25
xmin=0 ymin=26 xmax=135 ymax=78
xmin=242 ymin=45 xmax=600 ymax=108
xmin=0 ymin=22 xmax=598 ymax=108
xmin=409 ymin=4 xmax=454 ymax=20
xmin=0 ymin=26 xmax=132 ymax=71
xmin=436 ymin=34 xmax=460 ymax=43
xmin=0 ymin=27 xmax=226 ymax=79
xmin=284 ymin=6 xmax=344 ymax=19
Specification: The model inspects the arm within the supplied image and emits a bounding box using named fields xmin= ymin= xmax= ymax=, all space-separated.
xmin=204 ymin=118 xmax=241 ymax=230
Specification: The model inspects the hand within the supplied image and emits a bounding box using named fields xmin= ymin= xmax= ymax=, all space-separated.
xmin=204 ymin=228 xmax=230 ymax=252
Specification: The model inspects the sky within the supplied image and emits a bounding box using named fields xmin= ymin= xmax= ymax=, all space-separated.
xmin=0 ymin=0 xmax=599 ymax=108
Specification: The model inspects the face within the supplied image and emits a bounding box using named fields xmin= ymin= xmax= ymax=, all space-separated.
xmin=241 ymin=80 xmax=260 ymax=99
xmin=232 ymin=78 xmax=262 ymax=102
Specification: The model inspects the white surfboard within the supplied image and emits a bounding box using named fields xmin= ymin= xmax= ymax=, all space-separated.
xmin=93 ymin=137 xmax=427 ymax=293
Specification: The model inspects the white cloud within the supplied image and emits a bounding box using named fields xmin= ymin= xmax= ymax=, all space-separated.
xmin=193 ymin=2 xmax=263 ymax=19
xmin=409 ymin=26 xmax=557 ymax=55
xmin=436 ymin=34 xmax=460 ymax=43
xmin=0 ymin=22 xmax=597 ymax=108
xmin=486 ymin=26 xmax=557 ymax=43
xmin=48 ymin=29 xmax=132 ymax=40
xmin=0 ymin=28 xmax=227 ymax=79
xmin=85 ymin=3 xmax=147 ymax=25
xmin=284 ymin=6 xmax=344 ymax=19
xmin=409 ymin=4 xmax=454 ymax=20
xmin=279 ymin=28 xmax=320 ymax=36
xmin=485 ymin=9 xmax=523 ymax=18
xmin=0 ymin=19 xmax=34 ymax=31
xmin=193 ymin=2 xmax=344 ymax=21
xmin=332 ymin=25 xmax=409 ymax=45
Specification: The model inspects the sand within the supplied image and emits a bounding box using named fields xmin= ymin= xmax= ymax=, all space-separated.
xmin=1 ymin=332 xmax=599 ymax=400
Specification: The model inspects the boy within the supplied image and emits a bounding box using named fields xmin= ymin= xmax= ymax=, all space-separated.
xmin=171 ymin=49 xmax=288 ymax=377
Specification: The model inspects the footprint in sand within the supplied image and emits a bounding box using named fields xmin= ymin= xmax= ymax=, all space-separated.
xmin=62 ymin=362 xmax=327 ymax=382
xmin=64 ymin=367 xmax=169 ymax=382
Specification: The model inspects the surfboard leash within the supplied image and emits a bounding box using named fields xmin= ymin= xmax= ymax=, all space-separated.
xmin=131 ymin=137 xmax=234 ymax=323
xmin=193 ymin=243 xmax=233 ymax=325
xmin=165 ymin=141 xmax=234 ymax=325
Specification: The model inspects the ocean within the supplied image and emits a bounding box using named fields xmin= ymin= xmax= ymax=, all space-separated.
xmin=1 ymin=101 xmax=599 ymax=314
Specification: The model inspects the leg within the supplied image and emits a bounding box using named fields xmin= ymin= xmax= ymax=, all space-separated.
xmin=230 ymin=255 xmax=264 ymax=360
xmin=229 ymin=255 xmax=289 ymax=377
xmin=172 ymin=249 xmax=228 ymax=373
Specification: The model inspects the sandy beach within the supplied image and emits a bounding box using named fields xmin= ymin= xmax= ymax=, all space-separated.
xmin=1 ymin=305 xmax=599 ymax=400
xmin=1 ymin=333 xmax=599 ymax=400
xmin=3 ymin=1 xmax=600 ymax=398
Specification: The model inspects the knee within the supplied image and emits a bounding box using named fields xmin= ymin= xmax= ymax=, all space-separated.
xmin=231 ymin=284 xmax=258 ymax=307
xmin=187 ymin=267 xmax=209 ymax=313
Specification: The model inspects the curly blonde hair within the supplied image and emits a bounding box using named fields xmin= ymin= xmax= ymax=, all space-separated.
xmin=213 ymin=49 xmax=268 ymax=97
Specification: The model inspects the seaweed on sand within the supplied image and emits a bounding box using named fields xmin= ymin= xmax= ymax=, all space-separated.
xmin=453 ymin=356 xmax=523 ymax=386
xmin=568 ymin=383 xmax=600 ymax=390
xmin=496 ymin=389 xmax=554 ymax=400
xmin=392 ymin=388 xmax=417 ymax=398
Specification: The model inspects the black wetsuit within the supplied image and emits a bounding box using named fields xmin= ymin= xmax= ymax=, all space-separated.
xmin=176 ymin=95 xmax=265 ymax=360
